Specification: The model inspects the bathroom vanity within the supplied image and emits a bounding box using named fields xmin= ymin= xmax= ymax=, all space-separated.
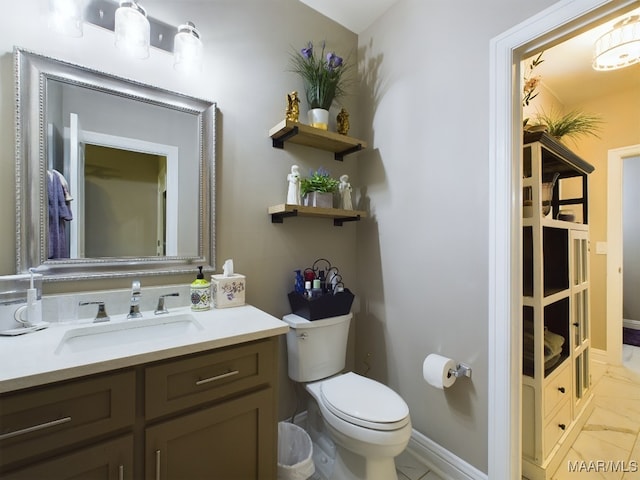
xmin=0 ymin=305 xmax=288 ymax=480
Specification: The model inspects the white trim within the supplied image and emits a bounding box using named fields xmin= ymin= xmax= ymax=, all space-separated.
xmin=407 ymin=430 xmax=487 ymax=480
xmin=624 ymin=319 xmax=640 ymax=330
xmin=488 ymin=1 xmax=633 ymax=478
xmin=607 ymin=145 xmax=640 ymax=365
xmin=590 ymin=347 xmax=609 ymax=366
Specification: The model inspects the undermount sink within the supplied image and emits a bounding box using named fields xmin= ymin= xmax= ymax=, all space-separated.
xmin=55 ymin=313 xmax=203 ymax=355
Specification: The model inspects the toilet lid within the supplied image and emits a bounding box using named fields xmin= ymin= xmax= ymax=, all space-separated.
xmin=320 ymin=372 xmax=410 ymax=431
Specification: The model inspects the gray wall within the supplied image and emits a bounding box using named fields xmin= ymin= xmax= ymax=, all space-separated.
xmin=356 ymin=0 xmax=558 ymax=472
xmin=0 ymin=0 xmax=568 ymax=474
xmin=623 ymin=156 xmax=640 ymax=321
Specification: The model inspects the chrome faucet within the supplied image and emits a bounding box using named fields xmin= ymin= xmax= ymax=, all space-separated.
xmin=79 ymin=301 xmax=110 ymax=323
xmin=127 ymin=280 xmax=142 ymax=319
xmin=155 ymin=293 xmax=180 ymax=315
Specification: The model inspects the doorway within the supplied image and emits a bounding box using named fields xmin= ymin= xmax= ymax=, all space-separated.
xmin=488 ymin=0 xmax=639 ymax=478
xmin=607 ymin=146 xmax=640 ymax=367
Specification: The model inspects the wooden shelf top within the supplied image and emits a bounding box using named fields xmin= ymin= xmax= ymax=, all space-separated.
xmin=269 ymin=119 xmax=367 ymax=160
xmin=268 ymin=204 xmax=367 ymax=226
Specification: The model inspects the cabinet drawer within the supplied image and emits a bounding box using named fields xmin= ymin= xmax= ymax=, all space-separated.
xmin=0 ymin=370 xmax=135 ymax=470
xmin=145 ymin=338 xmax=276 ymax=419
xmin=543 ymin=398 xmax=571 ymax=459
xmin=543 ymin=363 xmax=571 ymax=419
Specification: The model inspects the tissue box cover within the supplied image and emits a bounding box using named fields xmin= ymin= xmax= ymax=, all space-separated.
xmin=212 ymin=274 xmax=246 ymax=308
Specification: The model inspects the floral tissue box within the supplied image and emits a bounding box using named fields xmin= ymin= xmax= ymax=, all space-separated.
xmin=211 ymin=274 xmax=245 ymax=308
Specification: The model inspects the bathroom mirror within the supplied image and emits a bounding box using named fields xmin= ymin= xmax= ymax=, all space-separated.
xmin=15 ymin=48 xmax=216 ymax=281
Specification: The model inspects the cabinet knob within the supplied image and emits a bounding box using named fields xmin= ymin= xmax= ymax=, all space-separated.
xmin=558 ymin=387 xmax=566 ymax=394
xmin=558 ymin=423 xmax=566 ymax=431
xmin=573 ymin=322 xmax=579 ymax=327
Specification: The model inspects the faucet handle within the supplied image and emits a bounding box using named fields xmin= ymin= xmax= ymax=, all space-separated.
xmin=79 ymin=301 xmax=110 ymax=323
xmin=155 ymin=293 xmax=180 ymax=315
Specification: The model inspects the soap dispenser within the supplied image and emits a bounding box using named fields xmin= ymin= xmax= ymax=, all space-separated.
xmin=190 ymin=266 xmax=211 ymax=311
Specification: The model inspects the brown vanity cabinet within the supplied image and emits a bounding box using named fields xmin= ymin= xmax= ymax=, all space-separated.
xmin=2 ymin=435 xmax=134 ymax=480
xmin=145 ymin=388 xmax=274 ymax=480
xmin=0 ymin=337 xmax=279 ymax=480
xmin=0 ymin=370 xmax=135 ymax=475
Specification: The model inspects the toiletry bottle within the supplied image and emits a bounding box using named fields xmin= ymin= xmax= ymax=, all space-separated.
xmin=311 ymin=279 xmax=323 ymax=299
xmin=190 ymin=266 xmax=211 ymax=311
xmin=294 ymin=270 xmax=305 ymax=294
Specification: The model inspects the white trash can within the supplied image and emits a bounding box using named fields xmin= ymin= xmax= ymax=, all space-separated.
xmin=277 ymin=421 xmax=315 ymax=480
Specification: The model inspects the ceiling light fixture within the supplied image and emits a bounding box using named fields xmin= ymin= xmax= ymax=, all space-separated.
xmin=114 ymin=0 xmax=150 ymax=59
xmin=173 ymin=22 xmax=203 ymax=73
xmin=593 ymin=15 xmax=640 ymax=71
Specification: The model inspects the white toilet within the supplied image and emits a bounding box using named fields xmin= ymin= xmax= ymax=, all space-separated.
xmin=283 ymin=313 xmax=411 ymax=480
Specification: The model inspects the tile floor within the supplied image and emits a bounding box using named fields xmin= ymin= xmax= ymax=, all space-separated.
xmin=395 ymin=450 xmax=442 ymax=479
xmin=550 ymin=345 xmax=640 ymax=479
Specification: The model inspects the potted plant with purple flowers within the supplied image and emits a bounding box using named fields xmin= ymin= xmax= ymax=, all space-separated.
xmin=290 ymin=41 xmax=349 ymax=130
xmin=300 ymin=167 xmax=339 ymax=208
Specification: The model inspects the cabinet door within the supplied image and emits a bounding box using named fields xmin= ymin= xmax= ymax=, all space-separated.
xmin=145 ymin=388 xmax=276 ymax=480
xmin=2 ymin=435 xmax=134 ymax=480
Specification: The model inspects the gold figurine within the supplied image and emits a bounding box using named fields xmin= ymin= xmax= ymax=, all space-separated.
xmin=286 ymin=91 xmax=300 ymax=122
xmin=336 ymin=107 xmax=350 ymax=135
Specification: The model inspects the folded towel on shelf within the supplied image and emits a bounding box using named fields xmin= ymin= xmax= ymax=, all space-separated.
xmin=544 ymin=327 xmax=565 ymax=357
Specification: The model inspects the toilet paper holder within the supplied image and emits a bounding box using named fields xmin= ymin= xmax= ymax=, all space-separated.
xmin=448 ymin=363 xmax=472 ymax=379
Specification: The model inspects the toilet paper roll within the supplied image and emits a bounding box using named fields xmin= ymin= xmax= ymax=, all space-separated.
xmin=423 ymin=354 xmax=457 ymax=389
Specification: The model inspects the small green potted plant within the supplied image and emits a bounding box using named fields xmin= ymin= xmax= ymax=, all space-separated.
xmin=301 ymin=167 xmax=339 ymax=208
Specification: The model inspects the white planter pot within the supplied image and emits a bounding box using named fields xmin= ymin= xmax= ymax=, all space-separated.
xmin=304 ymin=192 xmax=333 ymax=208
xmin=307 ymin=108 xmax=329 ymax=130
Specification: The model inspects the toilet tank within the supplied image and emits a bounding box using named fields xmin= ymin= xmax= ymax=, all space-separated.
xmin=282 ymin=313 xmax=352 ymax=382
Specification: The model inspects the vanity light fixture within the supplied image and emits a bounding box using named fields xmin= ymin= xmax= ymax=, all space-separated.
xmin=48 ymin=0 xmax=83 ymax=37
xmin=114 ymin=0 xmax=150 ymax=59
xmin=173 ymin=22 xmax=204 ymax=73
xmin=48 ymin=0 xmax=204 ymax=72
xmin=593 ymin=15 xmax=640 ymax=71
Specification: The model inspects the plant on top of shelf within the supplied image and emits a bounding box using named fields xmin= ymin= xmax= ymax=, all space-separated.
xmin=532 ymin=108 xmax=604 ymax=143
xmin=300 ymin=167 xmax=339 ymax=196
xmin=289 ymin=41 xmax=350 ymax=111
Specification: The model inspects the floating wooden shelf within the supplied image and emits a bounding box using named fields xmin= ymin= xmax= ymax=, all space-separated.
xmin=268 ymin=204 xmax=367 ymax=226
xmin=269 ymin=119 xmax=367 ymax=161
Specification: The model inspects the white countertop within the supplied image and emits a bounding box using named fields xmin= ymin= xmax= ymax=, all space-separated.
xmin=0 ymin=305 xmax=288 ymax=394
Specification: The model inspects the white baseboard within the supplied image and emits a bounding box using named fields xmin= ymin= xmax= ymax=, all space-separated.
xmin=624 ymin=319 xmax=640 ymax=330
xmin=591 ymin=347 xmax=608 ymax=365
xmin=406 ymin=429 xmax=487 ymax=480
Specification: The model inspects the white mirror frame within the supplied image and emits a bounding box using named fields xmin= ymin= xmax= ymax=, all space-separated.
xmin=14 ymin=47 xmax=216 ymax=281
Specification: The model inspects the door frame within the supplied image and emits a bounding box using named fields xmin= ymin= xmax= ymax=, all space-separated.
xmin=607 ymin=144 xmax=640 ymax=365
xmin=488 ymin=0 xmax=636 ymax=477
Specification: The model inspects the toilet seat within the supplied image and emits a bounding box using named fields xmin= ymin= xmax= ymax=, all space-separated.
xmin=320 ymin=372 xmax=410 ymax=431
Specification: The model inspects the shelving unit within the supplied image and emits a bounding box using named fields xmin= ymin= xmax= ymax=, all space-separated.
xmin=268 ymin=204 xmax=366 ymax=226
xmin=522 ymin=132 xmax=594 ymax=480
xmin=269 ymin=119 xmax=367 ymax=161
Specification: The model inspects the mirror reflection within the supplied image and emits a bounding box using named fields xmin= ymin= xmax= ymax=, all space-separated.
xmin=45 ymin=79 xmax=199 ymax=260
xmin=15 ymin=48 xmax=216 ymax=281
